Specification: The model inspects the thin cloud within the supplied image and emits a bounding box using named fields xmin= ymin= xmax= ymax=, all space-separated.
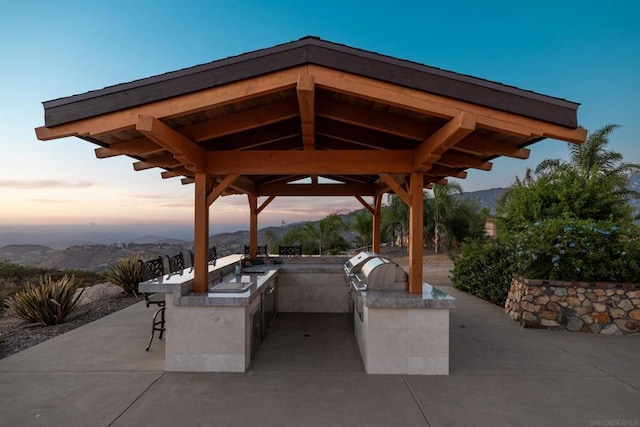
xmin=29 ymin=198 xmax=76 ymax=204
xmin=0 ymin=179 xmax=96 ymax=189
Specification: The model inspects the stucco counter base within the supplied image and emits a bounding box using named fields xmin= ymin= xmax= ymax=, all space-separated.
xmin=354 ymin=283 xmax=455 ymax=375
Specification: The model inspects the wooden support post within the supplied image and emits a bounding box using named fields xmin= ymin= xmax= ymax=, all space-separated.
xmin=408 ymin=172 xmax=424 ymax=294
xmin=372 ymin=194 xmax=382 ymax=254
xmin=193 ymin=173 xmax=211 ymax=293
xmin=248 ymin=194 xmax=258 ymax=259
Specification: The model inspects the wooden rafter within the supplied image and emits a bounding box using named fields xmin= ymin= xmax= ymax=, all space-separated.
xmin=455 ymin=135 xmax=530 ymax=159
xmin=94 ymin=137 xmax=163 ymax=159
xmin=316 ymin=98 xmax=427 ymax=140
xmin=136 ymin=115 xmax=206 ymax=172
xmin=296 ymin=74 xmax=315 ymax=149
xmin=180 ymin=100 xmax=299 ymax=142
xmin=133 ymin=153 xmax=182 ymax=171
xmin=413 ymin=112 xmax=476 ymax=171
xmin=161 ymin=167 xmax=192 ymax=179
xmin=437 ymin=151 xmax=493 ymax=171
xmin=427 ymin=165 xmax=468 ymax=179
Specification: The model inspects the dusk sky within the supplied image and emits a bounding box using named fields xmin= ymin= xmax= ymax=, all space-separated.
xmin=1 ymin=0 xmax=638 ymax=235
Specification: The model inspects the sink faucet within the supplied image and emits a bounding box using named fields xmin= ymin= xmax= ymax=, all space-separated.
xmin=235 ymin=255 xmax=246 ymax=276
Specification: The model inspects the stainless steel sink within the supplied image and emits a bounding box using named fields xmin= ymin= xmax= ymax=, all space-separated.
xmin=210 ymin=282 xmax=255 ymax=293
xmin=243 ymin=269 xmax=268 ymax=274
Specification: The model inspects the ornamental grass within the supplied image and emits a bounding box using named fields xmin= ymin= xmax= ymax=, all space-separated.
xmin=4 ymin=275 xmax=84 ymax=326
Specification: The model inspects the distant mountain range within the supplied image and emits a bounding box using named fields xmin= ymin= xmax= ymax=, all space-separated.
xmin=1 ymin=174 xmax=637 ymax=272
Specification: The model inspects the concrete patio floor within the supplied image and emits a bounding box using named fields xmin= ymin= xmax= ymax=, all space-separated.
xmin=1 ymin=285 xmax=638 ymax=427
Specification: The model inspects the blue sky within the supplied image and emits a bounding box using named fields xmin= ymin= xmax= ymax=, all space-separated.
xmin=0 ymin=0 xmax=638 ymax=233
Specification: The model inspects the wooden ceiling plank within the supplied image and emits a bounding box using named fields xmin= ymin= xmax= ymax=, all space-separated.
xmin=181 ymin=100 xmax=299 ymax=142
xmin=136 ymin=115 xmax=206 ymax=172
xmin=207 ymin=150 xmax=413 ymax=175
xmin=35 ymin=66 xmax=305 ymax=141
xmin=414 ymin=112 xmax=476 ymax=171
xmin=378 ymin=173 xmax=411 ymax=206
xmin=94 ymin=137 xmax=163 ymax=158
xmin=181 ymin=177 xmax=195 ymax=185
xmin=456 ymin=135 xmax=530 ymax=159
xmin=309 ymin=65 xmax=586 ymax=144
xmin=297 ymin=74 xmax=315 ymax=150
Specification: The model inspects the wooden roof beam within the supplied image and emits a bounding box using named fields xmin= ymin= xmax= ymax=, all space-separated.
xmin=455 ymin=135 xmax=530 ymax=159
xmin=414 ymin=112 xmax=476 ymax=171
xmin=94 ymin=137 xmax=164 ymax=159
xmin=136 ymin=115 xmax=206 ymax=172
xmin=206 ymin=150 xmax=414 ymax=175
xmin=297 ymin=74 xmax=315 ymax=150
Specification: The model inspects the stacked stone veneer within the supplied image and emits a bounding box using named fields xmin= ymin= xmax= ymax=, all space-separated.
xmin=505 ymin=277 xmax=640 ymax=335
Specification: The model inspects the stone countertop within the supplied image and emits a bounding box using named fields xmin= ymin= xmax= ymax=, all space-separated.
xmin=177 ymin=268 xmax=280 ymax=307
xmin=362 ymin=283 xmax=456 ymax=309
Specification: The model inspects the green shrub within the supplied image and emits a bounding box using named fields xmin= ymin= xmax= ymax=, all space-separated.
xmin=450 ymin=239 xmax=516 ymax=306
xmin=103 ymin=255 xmax=143 ymax=296
xmin=509 ymin=218 xmax=640 ymax=282
xmin=4 ymin=275 xmax=84 ymax=325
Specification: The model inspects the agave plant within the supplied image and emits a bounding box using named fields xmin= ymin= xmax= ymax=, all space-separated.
xmin=4 ymin=275 xmax=84 ymax=326
xmin=103 ymin=255 xmax=143 ymax=297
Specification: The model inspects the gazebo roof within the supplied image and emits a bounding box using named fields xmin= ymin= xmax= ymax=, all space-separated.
xmin=36 ymin=36 xmax=586 ymax=198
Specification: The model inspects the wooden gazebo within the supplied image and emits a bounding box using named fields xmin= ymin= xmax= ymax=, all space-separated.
xmin=35 ymin=37 xmax=586 ymax=294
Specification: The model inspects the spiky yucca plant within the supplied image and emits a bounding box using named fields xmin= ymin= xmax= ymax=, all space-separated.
xmin=103 ymin=255 xmax=143 ymax=297
xmin=4 ymin=275 xmax=83 ymax=326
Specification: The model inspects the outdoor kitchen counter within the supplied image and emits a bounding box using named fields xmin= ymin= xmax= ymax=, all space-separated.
xmin=362 ymin=283 xmax=456 ymax=309
xmin=138 ymin=255 xmax=279 ymax=307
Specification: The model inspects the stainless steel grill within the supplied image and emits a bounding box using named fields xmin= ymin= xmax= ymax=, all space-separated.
xmin=345 ymin=252 xmax=409 ymax=324
xmin=345 ymin=253 xmax=408 ymax=292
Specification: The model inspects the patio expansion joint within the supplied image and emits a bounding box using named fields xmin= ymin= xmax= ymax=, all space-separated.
xmin=613 ymin=375 xmax=640 ymax=394
xmin=547 ymin=341 xmax=640 ymax=391
xmin=108 ymin=371 xmax=167 ymax=426
xmin=402 ymin=375 xmax=432 ymax=427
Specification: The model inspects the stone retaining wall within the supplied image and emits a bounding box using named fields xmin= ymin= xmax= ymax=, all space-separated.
xmin=505 ymin=277 xmax=640 ymax=335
